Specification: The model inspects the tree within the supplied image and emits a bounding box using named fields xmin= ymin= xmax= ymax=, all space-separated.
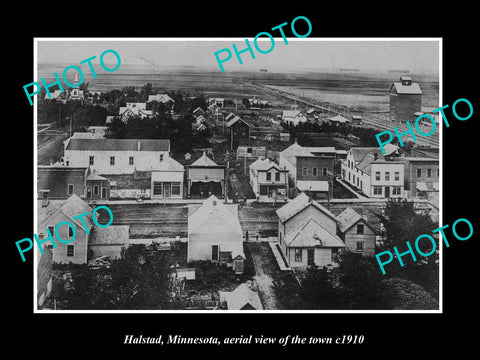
xmin=242 ymin=98 xmax=250 ymax=108
xmin=380 ymin=277 xmax=439 ymax=310
xmin=338 ymin=252 xmax=386 ymax=309
xmin=299 ymin=266 xmax=348 ymax=309
xmin=140 ymin=82 xmax=153 ymax=102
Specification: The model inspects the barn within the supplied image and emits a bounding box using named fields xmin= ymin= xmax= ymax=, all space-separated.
xmin=389 ymin=76 xmax=423 ymax=123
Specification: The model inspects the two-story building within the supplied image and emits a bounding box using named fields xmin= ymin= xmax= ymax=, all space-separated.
xmin=395 ymin=157 xmax=439 ymax=198
xmin=276 ymin=193 xmax=344 ymax=268
xmin=226 ymin=115 xmax=251 ymax=148
xmin=187 ymin=152 xmax=226 ymax=199
xmin=336 ymin=207 xmax=376 ymax=257
xmin=119 ymin=102 xmax=154 ymax=121
xmin=341 ymin=147 xmax=404 ymax=198
xmin=249 ymin=158 xmax=288 ymax=203
xmin=389 ymin=76 xmax=423 ymax=123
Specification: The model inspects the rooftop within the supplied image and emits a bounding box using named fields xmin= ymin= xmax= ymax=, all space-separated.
xmin=285 ymin=218 xmax=345 ymax=248
xmin=276 ymin=192 xmax=336 ymax=224
xmin=65 ymin=138 xmax=170 ymax=152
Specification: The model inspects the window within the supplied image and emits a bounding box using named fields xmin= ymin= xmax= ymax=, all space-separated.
xmin=357 ymin=177 xmax=359 ymax=186
xmin=302 ymin=167 xmax=308 ymax=176
xmin=247 ymin=147 xmax=253 ymax=154
xmin=259 ymin=185 xmax=268 ymax=195
xmin=68 ymin=226 xmax=74 ymax=238
xmin=375 ymin=172 xmax=380 ymax=181
xmin=48 ymin=226 xmax=54 ymax=236
xmin=67 ymin=245 xmax=74 ymax=257
xmin=275 ymin=172 xmax=280 ymax=182
xmin=295 ymin=248 xmax=302 ymax=262
xmin=322 ymin=167 xmax=328 ymax=176
xmin=110 ymin=156 xmax=115 ymax=166
xmin=416 ymin=168 xmax=422 ymax=177
xmin=427 ymin=168 xmax=432 ymax=177
xmin=312 ymin=167 xmax=318 ymax=176
xmin=266 ymin=172 xmax=271 ymax=181
xmin=129 ymin=156 xmax=134 ymax=165
xmin=89 ymin=156 xmax=94 ymax=165
xmin=348 ymin=172 xmax=351 ymax=181
xmin=357 ymin=224 xmax=364 ymax=234
xmin=171 ymin=182 xmax=181 ymax=196
xmin=385 ymin=172 xmax=390 ymax=181
xmin=395 ymin=171 xmax=400 ymax=181
xmin=373 ymin=186 xmax=382 ymax=195
xmin=93 ymin=185 xmax=99 ymax=196
xmin=348 ymin=160 xmax=351 ymax=169
xmin=353 ymin=174 xmax=355 ymax=183
xmin=356 ymin=241 xmax=364 ymax=252
xmin=392 ymin=186 xmax=402 ymax=195
xmin=153 ymin=182 xmax=163 ymax=195
xmin=68 ymin=184 xmax=74 ymax=195
xmin=160 ymin=154 xmax=164 ymax=162
xmin=331 ymin=248 xmax=339 ymax=262
xmin=437 ymin=168 xmax=440 ymax=177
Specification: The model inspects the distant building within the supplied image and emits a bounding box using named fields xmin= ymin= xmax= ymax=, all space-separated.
xmin=249 ymin=158 xmax=288 ymax=203
xmin=219 ymin=283 xmax=263 ymax=310
xmin=351 ymin=115 xmax=362 ymax=125
xmin=187 ymin=195 xmax=245 ymax=274
xmin=395 ymin=157 xmax=439 ymax=198
xmin=88 ymin=225 xmax=130 ymax=260
xmin=37 ymin=166 xmax=88 ymax=200
xmin=208 ymin=97 xmax=224 ymax=109
xmin=186 ymin=152 xmax=226 ymax=199
xmin=237 ymin=146 xmax=266 ymax=159
xmin=148 ymin=93 xmax=174 ymax=104
xmin=328 ymin=114 xmax=350 ymax=125
xmin=389 ymin=76 xmax=422 ymax=123
xmin=192 ymin=107 xmax=206 ymax=118
xmin=119 ymin=102 xmax=154 ymax=121
xmin=226 ymin=115 xmax=251 ymax=148
xmin=282 ymin=110 xmax=307 ymax=126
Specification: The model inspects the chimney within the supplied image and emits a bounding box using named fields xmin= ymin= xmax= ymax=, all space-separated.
xmin=373 ymin=153 xmax=378 ymax=161
xmin=137 ymin=141 xmax=141 ymax=151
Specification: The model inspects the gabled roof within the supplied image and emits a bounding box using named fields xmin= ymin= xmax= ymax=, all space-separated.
xmin=391 ymin=82 xmax=422 ymax=95
xmin=220 ymin=283 xmax=263 ymax=310
xmin=38 ymin=194 xmax=95 ymax=232
xmin=225 ymin=112 xmax=236 ymax=121
xmin=249 ymin=158 xmax=284 ymax=172
xmin=148 ymin=94 xmax=174 ymax=103
xmin=226 ymin=116 xmax=250 ymax=128
xmin=280 ymin=142 xmax=315 ymax=165
xmin=86 ymin=173 xmax=109 ymax=181
xmin=152 ymin=157 xmax=184 ymax=172
xmin=285 ymin=218 xmax=345 ymax=248
xmin=297 ymin=180 xmax=329 ymax=192
xmin=305 ymin=147 xmax=336 ymax=155
xmin=335 ymin=207 xmax=371 ymax=233
xmin=356 ymin=153 xmax=376 ymax=175
xmin=328 ymin=114 xmax=349 ymax=123
xmin=190 ymin=152 xmax=219 ymax=167
xmin=188 ymin=195 xmax=242 ymax=235
xmin=350 ymin=147 xmax=385 ymax=163
xmin=192 ymin=107 xmax=205 ymax=115
xmin=65 ymin=139 xmax=170 ymax=152
xmin=276 ymin=192 xmax=337 ymax=224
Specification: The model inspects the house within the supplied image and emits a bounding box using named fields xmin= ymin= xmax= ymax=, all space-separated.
xmin=68 ymin=71 xmax=84 ymax=100
xmin=186 ymin=152 xmax=226 ymax=199
xmin=37 ymin=165 xmax=88 ymax=200
xmin=187 ymin=195 xmax=245 ymax=274
xmin=226 ymin=115 xmax=251 ymax=148
xmin=64 ymin=138 xmax=171 ymax=175
xmin=208 ymin=97 xmax=224 ymax=108
xmin=341 ymin=147 xmax=404 ymax=198
xmin=249 ymin=158 xmax=288 ymax=203
xmin=37 ymin=246 xmax=53 ymax=308
xmin=87 ymin=126 xmax=108 ymax=138
xmin=195 ymin=114 xmax=206 ymax=125
xmin=280 ymin=133 xmax=290 ymax=142
xmin=88 ymin=225 xmax=130 ymax=259
xmin=395 ymin=157 xmax=439 ymax=198
xmin=225 ymin=112 xmax=236 ymax=122
xmin=328 ymin=114 xmax=350 ymax=125
xmin=336 ymin=207 xmax=376 ymax=257
xmin=279 ymin=142 xmax=335 ymax=199
xmin=85 ymin=172 xmax=110 ymax=200
xmin=282 ymin=110 xmax=307 ymax=126
xmin=248 ymin=97 xmax=268 ymax=108
xmin=148 ymin=93 xmax=174 ymax=104
xmin=37 ymin=194 xmax=96 ymax=264
xmin=150 ymin=156 xmax=185 ymax=199
xmin=118 ymin=102 xmax=154 ymax=121
xmin=237 ymin=146 xmax=267 ymax=159
xmin=219 ymin=283 xmax=263 ymax=310
xmin=276 ymin=193 xmax=344 ymax=268
xmin=44 ymin=89 xmax=65 ymax=101
xmin=351 ymin=115 xmax=362 ymax=125
xmin=389 ymin=76 xmax=423 ymax=123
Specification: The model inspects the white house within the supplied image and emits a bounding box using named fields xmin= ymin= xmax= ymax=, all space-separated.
xmin=148 ymin=93 xmax=174 ymax=104
xmin=187 ymin=195 xmax=245 ymax=273
xmin=64 ymin=138 xmax=171 ymax=175
xmin=150 ymin=156 xmax=185 ymax=199
xmin=341 ymin=147 xmax=404 ymax=198
xmin=282 ymin=110 xmax=307 ymax=126
xmin=249 ymin=158 xmax=288 ymax=203
xmin=119 ymin=102 xmax=153 ymax=121
xmin=276 ymin=193 xmax=344 ymax=268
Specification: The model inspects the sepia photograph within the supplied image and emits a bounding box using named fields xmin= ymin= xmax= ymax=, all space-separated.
xmin=33 ymin=38 xmax=441 ymax=312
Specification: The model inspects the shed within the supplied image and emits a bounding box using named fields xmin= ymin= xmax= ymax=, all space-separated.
xmin=219 ymin=283 xmax=263 ymax=310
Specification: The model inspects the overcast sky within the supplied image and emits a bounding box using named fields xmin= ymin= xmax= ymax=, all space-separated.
xmin=36 ymin=38 xmax=440 ymax=74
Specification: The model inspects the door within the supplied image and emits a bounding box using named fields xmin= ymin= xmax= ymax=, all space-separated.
xmin=101 ymin=187 xmax=107 ymax=199
xmin=307 ymin=248 xmax=315 ymax=266
xmin=86 ymin=187 xmax=92 ymax=199
xmin=212 ymin=245 xmax=219 ymax=261
xmin=384 ymin=186 xmax=390 ymax=198
xmin=164 ymin=183 xmax=171 ymax=198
